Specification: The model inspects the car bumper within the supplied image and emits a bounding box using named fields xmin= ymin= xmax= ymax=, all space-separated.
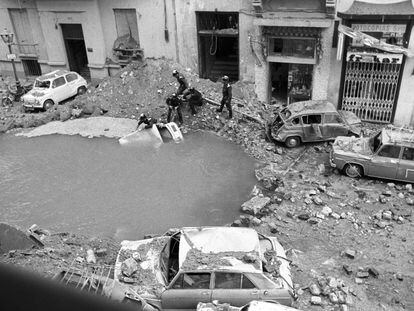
xmin=329 ymin=151 xmax=337 ymax=168
xmin=23 ymin=103 xmax=42 ymax=110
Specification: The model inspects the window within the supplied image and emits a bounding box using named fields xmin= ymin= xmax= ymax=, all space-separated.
xmin=113 ymin=9 xmax=139 ymax=44
xmin=302 ymin=114 xmax=322 ymax=124
xmin=66 ymin=73 xmax=78 ymax=82
xmin=52 ymin=77 xmax=66 ymax=88
xmin=377 ymin=145 xmax=401 ymax=158
xmin=291 ymin=117 xmax=300 ymax=125
xmin=215 ymin=273 xmax=241 ymax=289
xmin=22 ymin=59 xmax=42 ymax=76
xmin=270 ymin=37 xmax=316 ymax=58
xmin=34 ymin=80 xmax=50 ymax=89
xmin=244 ymin=273 xmax=277 ymax=289
xmin=241 ymin=275 xmax=255 ymax=289
xmin=171 ymin=273 xmax=210 ymax=289
xmin=402 ymin=147 xmax=414 ymax=161
xmin=325 ymin=114 xmax=343 ymax=123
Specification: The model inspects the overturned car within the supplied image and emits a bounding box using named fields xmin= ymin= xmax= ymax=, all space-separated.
xmin=114 ymin=227 xmax=294 ymax=310
xmin=266 ymin=100 xmax=361 ymax=148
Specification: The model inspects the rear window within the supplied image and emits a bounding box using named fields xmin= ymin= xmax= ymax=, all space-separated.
xmin=244 ymin=273 xmax=279 ymax=289
xmin=325 ymin=114 xmax=343 ymax=123
xmin=214 ymin=272 xmax=256 ymax=289
xmin=302 ymin=114 xmax=322 ymax=124
xmin=402 ymin=147 xmax=414 ymax=160
xmin=66 ymin=73 xmax=78 ymax=82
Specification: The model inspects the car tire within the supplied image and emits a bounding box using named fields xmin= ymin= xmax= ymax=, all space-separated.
xmin=285 ymin=136 xmax=301 ymax=148
xmin=77 ymin=86 xmax=87 ymax=96
xmin=43 ymin=99 xmax=54 ymax=111
xmin=344 ymin=163 xmax=363 ymax=178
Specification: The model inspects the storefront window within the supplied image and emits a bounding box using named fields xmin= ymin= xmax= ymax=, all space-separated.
xmin=271 ymin=38 xmax=315 ymax=58
xmin=287 ymin=64 xmax=312 ymax=104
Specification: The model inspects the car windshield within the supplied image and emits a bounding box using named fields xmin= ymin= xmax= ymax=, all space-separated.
xmin=34 ymin=80 xmax=50 ymax=89
xmin=279 ymin=108 xmax=292 ymax=120
xmin=369 ymin=131 xmax=382 ymax=152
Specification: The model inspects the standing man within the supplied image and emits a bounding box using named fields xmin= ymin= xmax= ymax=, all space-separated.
xmin=216 ymin=75 xmax=232 ymax=119
xmin=185 ymin=87 xmax=203 ymax=115
xmin=172 ymin=70 xmax=189 ymax=96
xmin=166 ymin=93 xmax=183 ymax=124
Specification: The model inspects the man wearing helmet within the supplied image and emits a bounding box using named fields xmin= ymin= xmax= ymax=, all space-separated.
xmin=216 ymin=75 xmax=232 ymax=119
xmin=166 ymin=93 xmax=183 ymax=124
xmin=185 ymin=86 xmax=203 ymax=115
xmin=172 ymin=70 xmax=189 ymax=96
xmin=137 ymin=113 xmax=158 ymax=130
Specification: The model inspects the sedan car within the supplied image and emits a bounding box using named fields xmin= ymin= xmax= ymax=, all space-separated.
xmin=21 ymin=70 xmax=87 ymax=111
xmin=113 ymin=227 xmax=294 ymax=311
xmin=266 ymin=100 xmax=361 ymax=148
xmin=331 ymin=126 xmax=414 ymax=182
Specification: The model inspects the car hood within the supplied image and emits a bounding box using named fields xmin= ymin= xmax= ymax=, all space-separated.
xmin=338 ymin=110 xmax=361 ymax=125
xmin=114 ymin=236 xmax=170 ymax=298
xmin=333 ymin=136 xmax=373 ymax=157
xmin=23 ymin=89 xmax=48 ymax=99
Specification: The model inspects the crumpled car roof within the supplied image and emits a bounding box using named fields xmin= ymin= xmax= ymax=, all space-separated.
xmin=178 ymin=227 xmax=262 ymax=272
xmin=287 ymin=100 xmax=337 ymax=115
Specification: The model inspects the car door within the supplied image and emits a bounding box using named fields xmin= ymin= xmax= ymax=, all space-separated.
xmin=301 ymin=114 xmax=323 ymax=142
xmin=65 ymin=73 xmax=79 ymax=96
xmin=51 ymin=76 xmax=68 ymax=103
xmin=161 ymin=272 xmax=212 ymax=310
xmin=396 ymin=146 xmax=414 ymax=182
xmin=367 ymin=144 xmax=401 ymax=180
xmin=211 ymin=272 xmax=259 ymax=307
xmin=323 ymin=113 xmax=348 ymax=139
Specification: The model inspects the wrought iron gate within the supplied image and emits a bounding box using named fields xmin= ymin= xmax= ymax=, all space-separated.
xmin=341 ymin=52 xmax=403 ymax=123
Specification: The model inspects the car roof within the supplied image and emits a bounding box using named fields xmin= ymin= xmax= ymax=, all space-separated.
xmin=382 ymin=127 xmax=414 ymax=147
xmin=178 ymin=227 xmax=263 ymax=273
xmin=287 ymin=100 xmax=338 ymax=116
xmin=37 ymin=70 xmax=73 ymax=81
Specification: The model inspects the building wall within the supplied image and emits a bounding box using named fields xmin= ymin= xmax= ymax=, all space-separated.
xmin=394 ymin=24 xmax=414 ymax=126
xmin=174 ymin=0 xmax=256 ymax=81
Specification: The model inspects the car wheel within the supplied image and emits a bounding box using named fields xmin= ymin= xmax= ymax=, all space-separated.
xmin=43 ymin=99 xmax=54 ymax=111
xmin=77 ymin=86 xmax=87 ymax=96
xmin=285 ymin=136 xmax=301 ymax=148
xmin=344 ymin=163 xmax=363 ymax=178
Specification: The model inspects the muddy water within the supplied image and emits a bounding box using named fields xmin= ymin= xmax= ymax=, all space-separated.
xmin=0 ymin=132 xmax=257 ymax=240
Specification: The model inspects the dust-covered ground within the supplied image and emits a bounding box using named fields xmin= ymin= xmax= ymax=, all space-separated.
xmin=1 ymin=59 xmax=413 ymax=311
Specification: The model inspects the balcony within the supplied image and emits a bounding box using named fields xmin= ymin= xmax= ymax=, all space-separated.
xmin=12 ymin=43 xmax=39 ymax=59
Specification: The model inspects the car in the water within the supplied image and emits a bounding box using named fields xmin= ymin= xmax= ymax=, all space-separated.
xmin=113 ymin=226 xmax=294 ymax=311
xmin=266 ymin=100 xmax=361 ymax=148
xmin=21 ymin=70 xmax=87 ymax=111
xmin=330 ymin=126 xmax=414 ymax=182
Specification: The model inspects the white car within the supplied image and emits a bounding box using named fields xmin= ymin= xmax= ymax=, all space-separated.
xmin=22 ymin=70 xmax=87 ymax=111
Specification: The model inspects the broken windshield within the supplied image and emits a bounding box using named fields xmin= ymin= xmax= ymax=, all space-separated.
xmin=369 ymin=131 xmax=382 ymax=152
xmin=34 ymin=80 xmax=50 ymax=89
xmin=279 ymin=108 xmax=292 ymax=120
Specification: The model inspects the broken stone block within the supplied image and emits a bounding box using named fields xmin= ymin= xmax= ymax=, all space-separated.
xmin=313 ymin=196 xmax=323 ymax=205
xmin=374 ymin=211 xmax=383 ymax=220
xmin=250 ymin=217 xmax=261 ymax=226
xmin=318 ymin=163 xmax=326 ymax=174
xmin=241 ymin=196 xmax=270 ymax=215
xmin=406 ymin=197 xmax=414 ymax=205
xmin=121 ymin=257 xmax=138 ymax=277
xmin=309 ymin=284 xmax=321 ymax=296
xmin=337 ymin=291 xmax=347 ymax=304
xmin=344 ymin=249 xmax=356 ymax=259
xmin=382 ymin=190 xmax=392 ymax=197
xmin=298 ymin=213 xmax=310 ymax=221
xmin=382 ymin=211 xmax=392 ymax=220
xmin=354 ymin=277 xmax=364 ymax=284
xmin=310 ymin=296 xmax=322 ymax=305
xmin=315 ymin=212 xmax=325 ymax=219
xmin=379 ymin=195 xmax=387 ymax=203
xmin=308 ymin=217 xmax=321 ymax=225
xmin=396 ymin=273 xmax=403 ymax=281
xmin=397 ymin=192 xmax=405 ymax=199
xmin=327 ymin=277 xmax=338 ymax=289
xmin=405 ymin=184 xmax=412 ymax=191
xmin=343 ymin=265 xmax=353 ymax=275
xmin=376 ymin=221 xmax=387 ymax=229
xmin=95 ymin=248 xmax=107 ymax=257
xmin=321 ymin=206 xmax=333 ymax=216
xmin=331 ymin=212 xmax=341 ymax=220
xmin=387 ymin=182 xmax=395 ymax=188
xmin=86 ymin=249 xmax=97 ymax=264
xmin=321 ymin=285 xmax=331 ymax=296
xmin=329 ymin=292 xmax=339 ymax=304
xmin=368 ymin=267 xmax=379 ymax=278
xmin=232 ymin=219 xmax=242 ymax=227
xmin=304 ymin=198 xmax=312 ymax=205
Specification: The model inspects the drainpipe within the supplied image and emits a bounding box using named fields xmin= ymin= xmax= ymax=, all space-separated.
xmin=172 ymin=0 xmax=180 ymax=63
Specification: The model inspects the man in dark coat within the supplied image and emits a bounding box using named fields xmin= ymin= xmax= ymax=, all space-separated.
xmin=216 ymin=75 xmax=232 ymax=119
xmin=172 ymin=70 xmax=189 ymax=96
xmin=137 ymin=113 xmax=157 ymax=130
xmin=185 ymin=87 xmax=203 ymax=115
xmin=166 ymin=93 xmax=183 ymax=124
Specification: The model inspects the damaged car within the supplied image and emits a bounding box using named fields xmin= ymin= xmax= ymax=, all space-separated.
xmin=113 ymin=226 xmax=294 ymax=311
xmin=266 ymin=100 xmax=361 ymax=148
xmin=331 ymin=126 xmax=414 ymax=182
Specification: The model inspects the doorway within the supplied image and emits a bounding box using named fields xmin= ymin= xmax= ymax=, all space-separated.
xmin=197 ymin=12 xmax=239 ymax=82
xmin=270 ymin=62 xmax=289 ymax=104
xmin=61 ymin=24 xmax=90 ymax=80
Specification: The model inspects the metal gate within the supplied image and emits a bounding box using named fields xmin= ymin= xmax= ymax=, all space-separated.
xmin=341 ymin=52 xmax=403 ymax=123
